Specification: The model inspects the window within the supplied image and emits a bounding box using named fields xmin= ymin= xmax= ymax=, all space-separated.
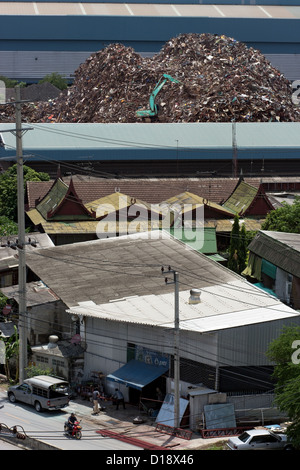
xmin=32 ymin=386 xmax=48 ymax=398
xmin=36 ymin=355 xmax=49 ymax=364
xmin=18 ymin=384 xmax=31 ymax=393
xmin=52 ymin=359 xmax=65 ymax=367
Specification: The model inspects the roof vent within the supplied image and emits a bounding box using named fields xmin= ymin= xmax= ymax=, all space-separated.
xmin=188 ymin=288 xmax=201 ymax=304
xmin=47 ymin=335 xmax=59 ymax=349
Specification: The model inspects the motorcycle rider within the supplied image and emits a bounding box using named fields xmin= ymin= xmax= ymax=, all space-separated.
xmin=68 ymin=412 xmax=78 ymax=431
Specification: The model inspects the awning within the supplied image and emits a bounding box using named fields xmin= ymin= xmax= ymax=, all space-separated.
xmin=106 ymin=359 xmax=169 ymax=390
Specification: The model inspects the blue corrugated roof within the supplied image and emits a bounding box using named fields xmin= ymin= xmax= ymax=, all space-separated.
xmin=106 ymin=359 xmax=169 ymax=390
xmin=1 ymin=122 xmax=300 ymax=162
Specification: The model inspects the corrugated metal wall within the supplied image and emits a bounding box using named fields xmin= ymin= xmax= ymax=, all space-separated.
xmin=0 ymin=51 xmax=92 ymax=81
xmin=0 ymin=50 xmax=299 ymax=82
xmin=265 ymin=54 xmax=300 ymax=81
xmin=218 ymin=317 xmax=300 ymax=367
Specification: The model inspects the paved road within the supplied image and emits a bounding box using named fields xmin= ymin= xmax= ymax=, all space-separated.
xmin=0 ymin=390 xmax=139 ymax=451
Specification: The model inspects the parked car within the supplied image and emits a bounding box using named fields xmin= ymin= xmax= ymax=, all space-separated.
xmin=227 ymin=428 xmax=294 ymax=450
xmin=7 ymin=375 xmax=70 ymax=412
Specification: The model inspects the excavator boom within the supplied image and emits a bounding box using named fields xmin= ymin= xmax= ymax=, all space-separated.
xmin=136 ymin=74 xmax=180 ymax=118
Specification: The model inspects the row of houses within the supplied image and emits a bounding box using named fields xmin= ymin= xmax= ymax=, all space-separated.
xmin=1 ymin=171 xmax=300 ymax=430
xmin=23 ymin=173 xmax=275 ymax=249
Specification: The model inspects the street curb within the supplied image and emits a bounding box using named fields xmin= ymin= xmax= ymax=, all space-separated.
xmin=0 ymin=434 xmax=60 ymax=450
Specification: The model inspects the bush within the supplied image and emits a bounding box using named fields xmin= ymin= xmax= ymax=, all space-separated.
xmin=38 ymin=72 xmax=68 ymax=90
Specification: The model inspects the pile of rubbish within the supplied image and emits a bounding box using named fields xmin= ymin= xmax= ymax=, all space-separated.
xmin=1 ymin=33 xmax=299 ymax=123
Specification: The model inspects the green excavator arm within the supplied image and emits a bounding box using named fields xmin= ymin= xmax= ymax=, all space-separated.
xmin=136 ymin=74 xmax=181 ymax=118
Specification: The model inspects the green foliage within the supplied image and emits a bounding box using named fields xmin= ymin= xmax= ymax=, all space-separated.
xmin=262 ymin=198 xmax=300 ymax=233
xmin=38 ymin=72 xmax=68 ymax=90
xmin=227 ymin=215 xmax=249 ymax=274
xmin=0 ymin=292 xmax=8 ymax=310
xmin=1 ymin=325 xmax=19 ymax=381
xmin=0 ymin=216 xmax=18 ymax=236
xmin=267 ymin=326 xmax=300 ymax=449
xmin=0 ymin=164 xmax=50 ymax=221
xmin=0 ymin=75 xmax=26 ymax=88
xmin=25 ymin=365 xmax=54 ymax=378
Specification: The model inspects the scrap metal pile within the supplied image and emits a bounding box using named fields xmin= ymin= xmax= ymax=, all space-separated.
xmin=1 ymin=33 xmax=299 ymax=123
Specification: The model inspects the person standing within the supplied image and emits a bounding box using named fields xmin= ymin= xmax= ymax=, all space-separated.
xmin=92 ymin=387 xmax=100 ymax=414
xmin=113 ymin=388 xmax=125 ymax=410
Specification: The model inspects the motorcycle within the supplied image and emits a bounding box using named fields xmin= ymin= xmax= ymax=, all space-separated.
xmin=64 ymin=420 xmax=82 ymax=439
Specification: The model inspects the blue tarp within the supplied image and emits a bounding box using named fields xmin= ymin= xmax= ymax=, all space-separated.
xmin=254 ymin=282 xmax=278 ymax=298
xmin=106 ymin=360 xmax=169 ymax=390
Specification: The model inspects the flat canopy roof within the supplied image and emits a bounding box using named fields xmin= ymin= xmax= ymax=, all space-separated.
xmin=107 ymin=359 xmax=169 ymax=390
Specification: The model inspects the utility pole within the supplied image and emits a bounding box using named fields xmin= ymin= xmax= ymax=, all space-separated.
xmin=15 ymin=86 xmax=27 ymax=383
xmin=162 ymin=266 xmax=180 ymax=429
xmin=0 ymin=87 xmax=34 ymax=382
xmin=232 ymin=121 xmax=237 ymax=178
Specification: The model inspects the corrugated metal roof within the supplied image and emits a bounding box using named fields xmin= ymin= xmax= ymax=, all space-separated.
xmin=0 ymin=232 xmax=54 ymax=260
xmin=166 ymin=227 xmax=218 ymax=254
xmin=248 ymin=230 xmax=300 ymax=277
xmin=0 ymin=3 xmax=299 ymax=18
xmin=2 ymin=123 xmax=300 ymax=162
xmin=24 ymin=231 xmax=239 ymax=307
xmin=67 ymin=279 xmax=299 ymax=333
xmin=1 ymin=281 xmax=59 ymax=306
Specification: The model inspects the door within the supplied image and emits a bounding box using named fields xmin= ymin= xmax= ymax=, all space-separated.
xmin=16 ymin=383 xmax=33 ymax=405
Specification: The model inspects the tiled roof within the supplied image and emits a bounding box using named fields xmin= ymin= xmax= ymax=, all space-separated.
xmin=35 ymin=178 xmax=68 ymax=219
xmin=222 ymin=181 xmax=259 ymax=214
xmin=27 ymin=177 xmax=261 ymax=210
xmin=222 ymin=180 xmax=275 ymax=216
xmin=161 ymin=191 xmax=235 ymax=217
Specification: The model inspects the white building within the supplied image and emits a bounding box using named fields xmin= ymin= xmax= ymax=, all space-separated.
xmin=25 ymin=231 xmax=300 ymax=430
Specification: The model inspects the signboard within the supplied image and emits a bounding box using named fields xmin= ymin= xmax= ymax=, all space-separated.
xmin=135 ymin=345 xmax=170 ymax=369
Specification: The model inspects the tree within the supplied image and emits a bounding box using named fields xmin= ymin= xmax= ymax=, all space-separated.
xmin=262 ymin=198 xmax=300 ymax=233
xmin=0 ymin=216 xmax=18 ymax=236
xmin=38 ymin=72 xmax=68 ymax=90
xmin=0 ymin=75 xmax=26 ymax=88
xmin=238 ymin=223 xmax=248 ymax=273
xmin=1 ymin=325 xmax=19 ymax=381
xmin=267 ymin=326 xmax=300 ymax=449
xmin=0 ymin=164 xmax=50 ymax=221
xmin=227 ymin=215 xmax=248 ymax=274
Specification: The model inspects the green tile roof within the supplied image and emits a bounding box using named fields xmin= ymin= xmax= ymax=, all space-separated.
xmin=222 ymin=181 xmax=258 ymax=215
xmin=36 ymin=178 xmax=68 ymax=220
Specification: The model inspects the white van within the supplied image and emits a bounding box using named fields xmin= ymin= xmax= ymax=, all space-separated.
xmin=7 ymin=375 xmax=70 ymax=412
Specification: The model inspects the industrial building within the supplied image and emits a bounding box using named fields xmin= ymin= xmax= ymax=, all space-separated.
xmin=1 ymin=122 xmax=300 ymax=176
xmin=0 ymin=1 xmax=299 ymax=82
